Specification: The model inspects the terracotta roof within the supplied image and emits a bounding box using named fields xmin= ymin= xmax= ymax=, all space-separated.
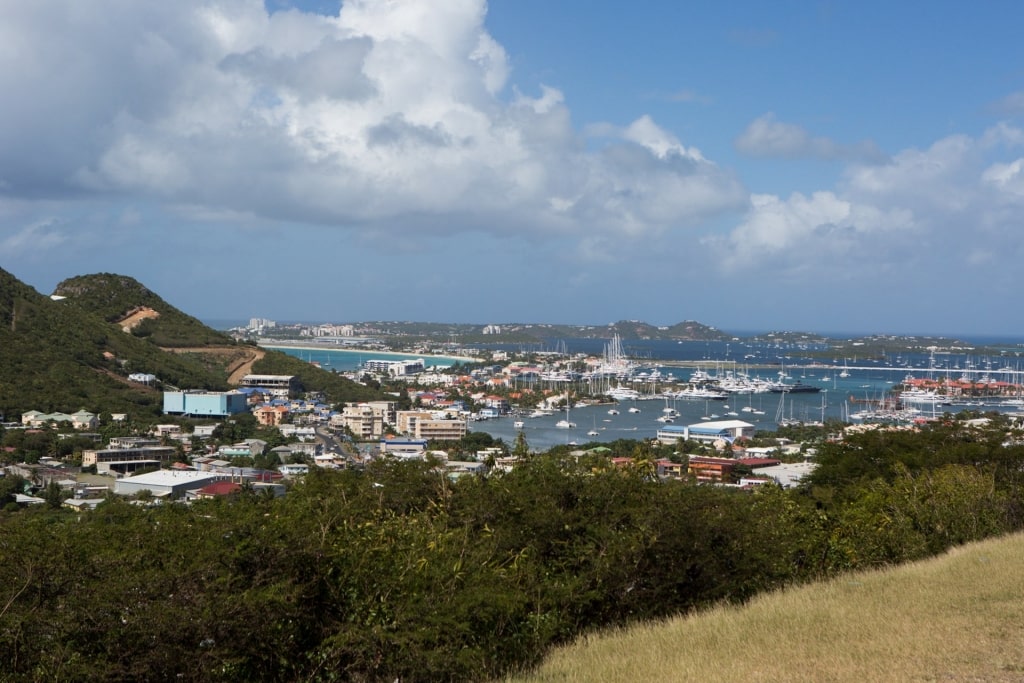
xmin=197 ymin=482 xmax=242 ymax=497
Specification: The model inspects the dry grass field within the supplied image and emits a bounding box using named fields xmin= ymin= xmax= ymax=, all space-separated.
xmin=508 ymin=532 xmax=1024 ymax=683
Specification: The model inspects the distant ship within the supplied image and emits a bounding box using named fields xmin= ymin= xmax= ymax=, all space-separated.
xmin=769 ymin=382 xmax=822 ymax=393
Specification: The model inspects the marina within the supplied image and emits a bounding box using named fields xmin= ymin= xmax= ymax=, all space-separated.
xmin=269 ymin=334 xmax=1024 ymax=451
xmin=469 ymin=366 xmax=1024 ymax=452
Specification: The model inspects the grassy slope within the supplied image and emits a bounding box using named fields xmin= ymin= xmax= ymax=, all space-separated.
xmin=510 ymin=532 xmax=1024 ymax=683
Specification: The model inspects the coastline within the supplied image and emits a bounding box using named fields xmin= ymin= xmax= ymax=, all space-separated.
xmin=258 ymin=340 xmax=481 ymax=363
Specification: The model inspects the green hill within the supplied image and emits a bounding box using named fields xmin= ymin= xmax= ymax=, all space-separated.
xmin=0 ymin=269 xmax=385 ymax=418
xmin=0 ymin=269 xmax=231 ymax=418
xmin=53 ymin=272 xmax=232 ymax=348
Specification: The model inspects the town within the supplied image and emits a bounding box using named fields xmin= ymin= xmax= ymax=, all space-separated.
xmin=8 ymin=332 xmax=1023 ymax=510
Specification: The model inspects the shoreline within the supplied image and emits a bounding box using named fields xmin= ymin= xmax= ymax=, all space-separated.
xmin=258 ymin=341 xmax=481 ymax=364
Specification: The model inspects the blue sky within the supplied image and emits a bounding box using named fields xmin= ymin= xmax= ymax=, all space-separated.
xmin=2 ymin=1 xmax=1024 ymax=336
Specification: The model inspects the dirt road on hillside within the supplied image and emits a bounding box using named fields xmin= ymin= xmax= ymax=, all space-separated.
xmin=161 ymin=346 xmax=266 ymax=385
xmin=116 ymin=307 xmax=160 ymax=332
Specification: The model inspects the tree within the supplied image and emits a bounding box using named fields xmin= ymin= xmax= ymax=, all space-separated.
xmin=43 ymin=481 xmax=65 ymax=509
xmin=512 ymin=430 xmax=530 ymax=460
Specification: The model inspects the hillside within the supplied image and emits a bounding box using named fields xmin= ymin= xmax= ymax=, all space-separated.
xmin=53 ymin=273 xmax=233 ymax=348
xmin=511 ymin=531 xmax=1024 ymax=683
xmin=0 ymin=269 xmax=230 ymax=417
xmin=0 ymin=269 xmax=385 ymax=417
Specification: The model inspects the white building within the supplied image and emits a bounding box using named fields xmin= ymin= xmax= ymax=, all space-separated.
xmin=340 ymin=404 xmax=384 ymax=439
xmin=364 ymin=358 xmax=425 ymax=376
xmin=239 ymin=374 xmax=298 ymax=398
xmin=751 ymin=462 xmax=818 ymax=488
xmin=656 ymin=420 xmax=755 ymax=446
xmin=114 ymin=470 xmax=230 ymax=498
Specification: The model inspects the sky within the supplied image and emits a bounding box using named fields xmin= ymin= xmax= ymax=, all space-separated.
xmin=2 ymin=0 xmax=1024 ymax=337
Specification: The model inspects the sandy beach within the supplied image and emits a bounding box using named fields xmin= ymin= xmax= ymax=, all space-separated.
xmin=258 ymin=340 xmax=481 ymax=363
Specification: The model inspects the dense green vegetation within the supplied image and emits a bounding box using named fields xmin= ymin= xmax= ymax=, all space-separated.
xmin=2 ymin=418 xmax=1023 ymax=681
xmin=0 ymin=269 xmax=388 ymax=417
xmin=0 ymin=269 xmax=229 ymax=417
xmin=53 ymin=273 xmax=234 ymax=348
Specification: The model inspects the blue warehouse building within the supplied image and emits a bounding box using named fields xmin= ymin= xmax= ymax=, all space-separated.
xmin=163 ymin=391 xmax=249 ymax=417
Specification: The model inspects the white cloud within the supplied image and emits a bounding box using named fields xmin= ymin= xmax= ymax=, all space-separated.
xmin=0 ymin=219 xmax=68 ymax=254
xmin=712 ymin=191 xmax=915 ymax=273
xmin=735 ymin=113 xmax=884 ymax=162
xmin=990 ymin=91 xmax=1024 ymax=117
xmin=0 ymin=0 xmax=741 ymax=246
xmin=982 ymin=159 xmax=1024 ymax=195
xmin=714 ymin=123 xmax=1024 ymax=277
xmin=623 ymin=115 xmax=705 ymax=161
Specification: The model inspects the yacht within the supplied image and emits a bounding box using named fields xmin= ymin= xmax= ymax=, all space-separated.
xmin=555 ymin=403 xmax=575 ymax=429
xmin=513 ymin=420 xmax=524 ymax=429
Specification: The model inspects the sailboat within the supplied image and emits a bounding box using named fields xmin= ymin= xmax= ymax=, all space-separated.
xmin=587 ymin=415 xmax=600 ymax=437
xmin=555 ymin=399 xmax=576 ymax=429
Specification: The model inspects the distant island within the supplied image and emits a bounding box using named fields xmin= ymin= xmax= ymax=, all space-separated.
xmin=228 ymin=317 xmax=1021 ymax=358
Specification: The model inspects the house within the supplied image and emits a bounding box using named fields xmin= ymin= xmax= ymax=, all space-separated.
xmin=192 ymin=424 xmax=219 ymax=439
xmin=71 ymin=410 xmax=98 ymax=430
xmin=313 ymin=453 xmax=347 ymax=469
xmin=154 ymin=425 xmax=183 ymax=438
xmin=278 ymin=464 xmax=310 ymax=477
xmin=687 ymin=456 xmax=740 ymax=483
xmin=656 ymin=459 xmax=687 ymax=480
xmin=238 ymin=374 xmax=298 ymax=398
xmin=444 ymin=461 xmax=487 ymax=478
xmin=108 ymin=437 xmax=161 ymax=450
xmin=482 ymin=395 xmax=510 ymax=414
xmin=287 ymin=441 xmax=321 ymax=457
xmin=21 ymin=410 xmax=43 ymax=426
xmin=380 ymin=438 xmax=428 ymax=457
xmin=20 ymin=409 xmax=97 ymax=430
xmin=254 ymin=404 xmax=289 ymax=427
xmin=190 ymin=481 xmax=243 ymax=500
